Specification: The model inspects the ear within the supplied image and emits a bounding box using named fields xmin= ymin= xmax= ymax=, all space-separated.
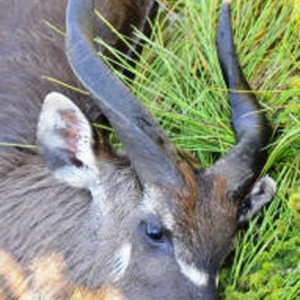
xmin=37 ymin=92 xmax=99 ymax=189
xmin=237 ymin=175 xmax=277 ymax=223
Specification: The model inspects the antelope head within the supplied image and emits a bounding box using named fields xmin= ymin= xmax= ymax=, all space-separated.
xmin=36 ymin=0 xmax=276 ymax=298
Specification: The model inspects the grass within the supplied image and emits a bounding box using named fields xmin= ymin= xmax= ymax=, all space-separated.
xmin=99 ymin=0 xmax=300 ymax=298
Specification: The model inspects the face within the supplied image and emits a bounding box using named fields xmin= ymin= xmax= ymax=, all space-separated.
xmin=105 ymin=165 xmax=237 ymax=300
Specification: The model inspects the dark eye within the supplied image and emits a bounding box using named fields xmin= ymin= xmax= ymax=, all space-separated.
xmin=141 ymin=217 xmax=172 ymax=255
xmin=145 ymin=223 xmax=164 ymax=243
xmin=140 ymin=213 xmax=173 ymax=255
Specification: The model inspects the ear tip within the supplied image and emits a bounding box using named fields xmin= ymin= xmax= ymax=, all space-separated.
xmin=43 ymin=92 xmax=75 ymax=110
xmin=263 ymin=175 xmax=277 ymax=194
xmin=39 ymin=92 xmax=91 ymax=136
xmin=254 ymin=175 xmax=277 ymax=198
xmin=38 ymin=92 xmax=77 ymax=139
xmin=45 ymin=91 xmax=66 ymax=99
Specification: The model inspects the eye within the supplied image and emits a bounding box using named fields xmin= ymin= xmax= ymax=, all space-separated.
xmin=145 ymin=223 xmax=164 ymax=243
xmin=140 ymin=216 xmax=172 ymax=254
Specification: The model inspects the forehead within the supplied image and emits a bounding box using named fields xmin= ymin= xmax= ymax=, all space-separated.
xmin=140 ymin=168 xmax=237 ymax=257
xmin=139 ymin=162 xmax=197 ymax=224
xmin=138 ymin=169 xmax=237 ymax=289
xmin=141 ymin=169 xmax=235 ymax=225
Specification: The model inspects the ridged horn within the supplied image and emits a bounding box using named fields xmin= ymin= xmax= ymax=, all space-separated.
xmin=65 ymin=0 xmax=184 ymax=188
xmin=213 ymin=0 xmax=271 ymax=199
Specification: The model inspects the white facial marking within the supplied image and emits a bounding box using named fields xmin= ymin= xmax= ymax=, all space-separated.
xmin=140 ymin=186 xmax=175 ymax=230
xmin=162 ymin=212 xmax=176 ymax=230
xmin=215 ymin=274 xmax=220 ymax=287
xmin=177 ymin=259 xmax=209 ymax=287
xmin=110 ymin=243 xmax=132 ymax=282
